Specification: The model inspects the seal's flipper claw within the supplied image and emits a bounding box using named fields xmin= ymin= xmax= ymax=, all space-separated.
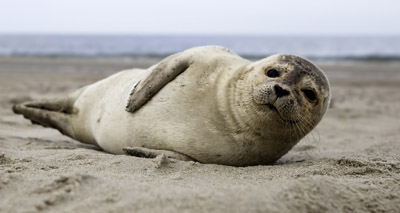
xmin=12 ymin=99 xmax=74 ymax=137
xmin=123 ymin=147 xmax=194 ymax=161
xmin=126 ymin=52 xmax=193 ymax=113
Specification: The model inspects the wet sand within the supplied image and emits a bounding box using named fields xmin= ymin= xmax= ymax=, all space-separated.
xmin=1 ymin=57 xmax=399 ymax=212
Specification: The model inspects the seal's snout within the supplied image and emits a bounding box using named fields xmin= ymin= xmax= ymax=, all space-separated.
xmin=274 ymin=85 xmax=289 ymax=98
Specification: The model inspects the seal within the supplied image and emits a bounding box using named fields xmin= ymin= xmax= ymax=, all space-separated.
xmin=12 ymin=46 xmax=330 ymax=166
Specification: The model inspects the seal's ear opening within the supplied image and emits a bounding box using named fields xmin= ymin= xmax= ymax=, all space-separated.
xmin=242 ymin=65 xmax=254 ymax=76
xmin=126 ymin=52 xmax=193 ymax=113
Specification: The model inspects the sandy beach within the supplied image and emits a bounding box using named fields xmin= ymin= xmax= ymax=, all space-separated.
xmin=1 ymin=56 xmax=399 ymax=212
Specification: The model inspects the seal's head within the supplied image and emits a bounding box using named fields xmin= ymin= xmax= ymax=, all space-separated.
xmin=249 ymin=54 xmax=330 ymax=138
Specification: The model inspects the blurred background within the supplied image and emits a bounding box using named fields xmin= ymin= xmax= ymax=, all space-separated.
xmin=0 ymin=0 xmax=399 ymax=61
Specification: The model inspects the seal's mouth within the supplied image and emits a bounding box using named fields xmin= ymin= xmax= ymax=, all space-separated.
xmin=265 ymin=104 xmax=277 ymax=111
xmin=264 ymin=104 xmax=299 ymax=125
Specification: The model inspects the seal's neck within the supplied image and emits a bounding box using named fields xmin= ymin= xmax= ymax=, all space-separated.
xmin=211 ymin=64 xmax=303 ymax=165
xmin=221 ymin=65 xmax=301 ymax=145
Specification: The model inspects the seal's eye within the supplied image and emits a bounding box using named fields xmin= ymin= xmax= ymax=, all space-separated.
xmin=302 ymin=89 xmax=317 ymax=102
xmin=266 ymin=69 xmax=280 ymax=78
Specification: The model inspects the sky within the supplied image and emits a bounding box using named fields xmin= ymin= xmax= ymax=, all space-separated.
xmin=0 ymin=0 xmax=399 ymax=35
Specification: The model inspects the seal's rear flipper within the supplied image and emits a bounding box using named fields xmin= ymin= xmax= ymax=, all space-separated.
xmin=126 ymin=52 xmax=193 ymax=113
xmin=12 ymin=99 xmax=74 ymax=137
xmin=123 ymin=147 xmax=194 ymax=161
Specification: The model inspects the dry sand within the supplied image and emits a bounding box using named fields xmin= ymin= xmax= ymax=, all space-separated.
xmin=0 ymin=57 xmax=399 ymax=212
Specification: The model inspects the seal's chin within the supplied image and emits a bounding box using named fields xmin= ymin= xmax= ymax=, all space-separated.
xmin=263 ymin=104 xmax=299 ymax=125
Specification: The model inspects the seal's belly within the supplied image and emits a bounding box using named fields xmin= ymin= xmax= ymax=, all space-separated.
xmin=73 ymin=64 xmax=264 ymax=165
xmin=71 ymin=69 xmax=147 ymax=148
xmin=79 ymin=66 xmax=237 ymax=160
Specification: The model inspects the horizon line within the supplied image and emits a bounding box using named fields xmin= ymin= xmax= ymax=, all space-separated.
xmin=0 ymin=32 xmax=399 ymax=37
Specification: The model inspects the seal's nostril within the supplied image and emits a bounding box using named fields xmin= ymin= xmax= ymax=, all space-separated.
xmin=274 ymin=85 xmax=289 ymax=98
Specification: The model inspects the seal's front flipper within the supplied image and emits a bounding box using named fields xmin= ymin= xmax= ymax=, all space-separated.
xmin=123 ymin=147 xmax=194 ymax=161
xmin=125 ymin=52 xmax=193 ymax=113
xmin=12 ymin=98 xmax=74 ymax=137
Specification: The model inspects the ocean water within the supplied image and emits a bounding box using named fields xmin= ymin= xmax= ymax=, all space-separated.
xmin=0 ymin=35 xmax=399 ymax=60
